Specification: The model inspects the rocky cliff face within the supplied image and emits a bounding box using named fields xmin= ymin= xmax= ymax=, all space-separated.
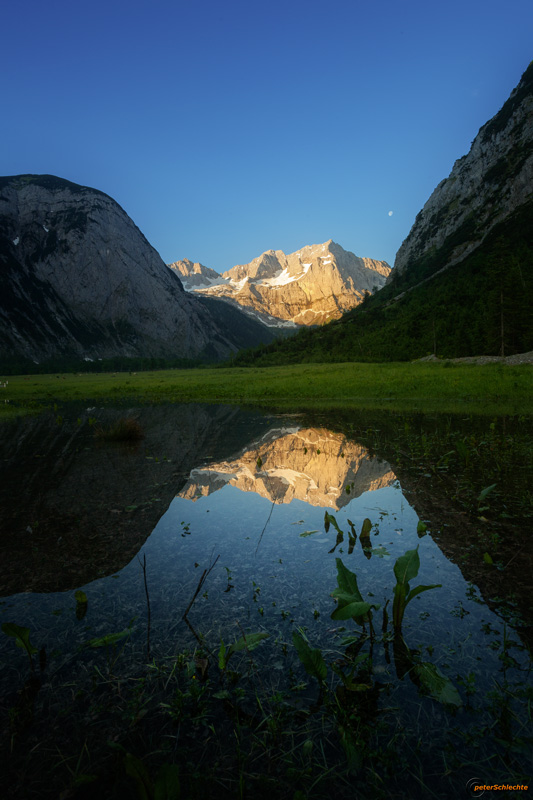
xmin=393 ymin=61 xmax=533 ymax=281
xmin=0 ymin=175 xmax=271 ymax=363
xmin=179 ymin=426 xmax=396 ymax=509
xmin=169 ymin=258 xmax=227 ymax=290
xmin=172 ymin=240 xmax=391 ymax=326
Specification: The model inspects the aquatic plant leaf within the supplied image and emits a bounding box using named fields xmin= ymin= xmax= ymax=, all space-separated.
xmin=360 ymin=518 xmax=372 ymax=537
xmin=218 ymin=640 xmax=227 ymax=670
xmin=416 ymin=521 xmax=427 ymax=534
xmin=371 ymin=546 xmax=390 ymax=558
xmin=154 ymin=763 xmax=181 ymax=800
xmin=325 ymin=511 xmax=343 ymax=536
xmin=347 ymin=519 xmax=357 ymax=553
xmin=75 ymin=590 xmax=88 ymax=620
xmin=478 ymin=483 xmax=497 ymax=504
xmin=392 ymin=583 xmax=408 ymax=630
xmin=124 ymin=752 xmax=153 ymax=800
xmin=227 ymin=632 xmax=269 ymax=658
xmin=213 ymin=690 xmax=231 ymax=700
xmin=86 ymin=630 xmax=130 ymax=648
xmin=299 ymin=530 xmax=319 ymax=537
xmin=292 ymin=632 xmax=327 ymax=681
xmin=1 ymin=622 xmax=38 ymax=655
xmin=338 ymin=724 xmax=362 ymax=772
xmin=406 ymin=583 xmax=441 ymax=603
xmin=393 ymin=547 xmax=421 ymax=586
xmin=413 ymin=662 xmax=462 ymax=708
xmin=334 ymin=558 xmax=363 ymax=601
xmin=331 ymin=600 xmax=376 ymax=621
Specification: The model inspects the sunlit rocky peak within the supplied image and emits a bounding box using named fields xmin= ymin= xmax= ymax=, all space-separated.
xmin=169 ymin=241 xmax=391 ymax=327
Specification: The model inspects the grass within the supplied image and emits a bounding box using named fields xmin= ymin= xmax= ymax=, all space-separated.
xmin=2 ymin=541 xmax=531 ymax=800
xmin=93 ymin=416 xmax=144 ymax=442
xmin=1 ymin=360 xmax=532 ymax=417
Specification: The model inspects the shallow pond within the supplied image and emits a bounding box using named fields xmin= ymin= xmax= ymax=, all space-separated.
xmin=0 ymin=405 xmax=531 ymax=799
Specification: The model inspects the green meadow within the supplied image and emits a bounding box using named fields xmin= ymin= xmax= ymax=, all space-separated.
xmin=2 ymin=360 xmax=532 ymax=416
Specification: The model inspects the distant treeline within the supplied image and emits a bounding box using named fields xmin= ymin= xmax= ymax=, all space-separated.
xmin=0 ymin=354 xmax=209 ymax=376
xmin=233 ymin=200 xmax=533 ymax=366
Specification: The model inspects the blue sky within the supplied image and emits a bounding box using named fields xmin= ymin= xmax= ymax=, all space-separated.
xmin=3 ymin=0 xmax=532 ymax=272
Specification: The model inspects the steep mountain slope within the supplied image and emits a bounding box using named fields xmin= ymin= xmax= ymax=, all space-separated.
xmin=235 ymin=61 xmax=533 ymax=364
xmin=169 ymin=258 xmax=226 ymax=291
xmin=171 ymin=241 xmax=390 ymax=327
xmin=393 ymin=60 xmax=533 ymax=282
xmin=0 ymin=175 xmax=274 ymax=366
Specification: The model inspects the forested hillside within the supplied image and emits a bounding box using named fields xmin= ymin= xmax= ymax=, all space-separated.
xmin=234 ymin=199 xmax=533 ymax=365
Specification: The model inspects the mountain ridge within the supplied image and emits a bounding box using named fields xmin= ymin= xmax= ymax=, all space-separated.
xmin=170 ymin=240 xmax=390 ymax=327
xmin=0 ymin=174 xmax=276 ymax=366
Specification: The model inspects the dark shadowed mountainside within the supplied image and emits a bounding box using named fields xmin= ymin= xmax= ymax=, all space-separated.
xmin=0 ymin=175 xmax=276 ymax=369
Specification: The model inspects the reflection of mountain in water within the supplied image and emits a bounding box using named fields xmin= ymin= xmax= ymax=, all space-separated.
xmin=0 ymin=404 xmax=277 ymax=595
xmin=179 ymin=427 xmax=396 ymax=508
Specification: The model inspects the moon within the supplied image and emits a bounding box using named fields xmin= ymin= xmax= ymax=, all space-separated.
xmin=388 ymin=211 xmax=393 ymax=216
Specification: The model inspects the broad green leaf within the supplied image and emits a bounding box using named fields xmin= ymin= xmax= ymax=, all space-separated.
xmin=393 ymin=547 xmax=421 ymax=586
xmin=227 ymin=632 xmax=269 ymax=658
xmin=478 ymin=483 xmax=497 ymax=504
xmin=416 ymin=521 xmax=427 ymax=534
xmin=331 ymin=600 xmax=376 ymax=621
xmin=213 ymin=690 xmax=231 ymax=700
xmin=406 ymin=583 xmax=441 ymax=604
xmin=331 ymin=589 xmax=363 ymax=603
xmin=371 ymin=546 xmax=390 ymax=558
xmin=154 ymin=763 xmax=181 ymax=800
xmin=86 ymin=630 xmax=130 ymax=648
xmin=325 ymin=511 xmax=343 ymax=536
xmin=75 ymin=590 xmax=88 ymax=620
xmin=292 ymin=631 xmax=327 ymax=681
xmin=413 ymin=662 xmax=462 ymax=708
xmin=338 ymin=724 xmax=362 ymax=771
xmin=392 ymin=583 xmax=408 ymax=629
xmin=483 ymin=552 xmax=494 ymax=565
xmin=334 ymin=558 xmax=363 ymax=601
xmin=124 ymin=753 xmax=153 ymax=800
xmin=218 ymin=640 xmax=227 ymax=670
xmin=1 ymin=622 xmax=38 ymax=655
xmin=347 ymin=519 xmax=357 ymax=539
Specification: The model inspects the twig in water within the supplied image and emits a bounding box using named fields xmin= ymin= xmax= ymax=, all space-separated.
xmin=137 ymin=553 xmax=151 ymax=659
xmin=255 ymin=501 xmax=275 ymax=555
xmin=182 ymin=551 xmax=220 ymax=619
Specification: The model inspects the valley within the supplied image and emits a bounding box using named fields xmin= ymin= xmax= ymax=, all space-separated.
xmin=1 ymin=55 xmax=532 ymax=800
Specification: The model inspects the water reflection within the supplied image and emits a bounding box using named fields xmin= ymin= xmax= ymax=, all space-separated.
xmin=0 ymin=404 xmax=279 ymax=595
xmin=0 ymin=406 xmax=530 ymax=798
xmin=179 ymin=427 xmax=395 ymax=507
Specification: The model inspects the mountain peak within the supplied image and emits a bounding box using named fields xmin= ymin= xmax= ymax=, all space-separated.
xmin=173 ymin=241 xmax=390 ymax=326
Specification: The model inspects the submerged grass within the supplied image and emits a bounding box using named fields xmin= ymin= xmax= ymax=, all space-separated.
xmin=93 ymin=416 xmax=144 ymax=442
xmin=1 ymin=360 xmax=532 ymax=417
xmin=2 ymin=539 xmax=530 ymax=800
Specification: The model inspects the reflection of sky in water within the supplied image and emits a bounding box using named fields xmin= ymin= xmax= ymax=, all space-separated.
xmin=1 ymin=476 xmax=528 ymax=711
